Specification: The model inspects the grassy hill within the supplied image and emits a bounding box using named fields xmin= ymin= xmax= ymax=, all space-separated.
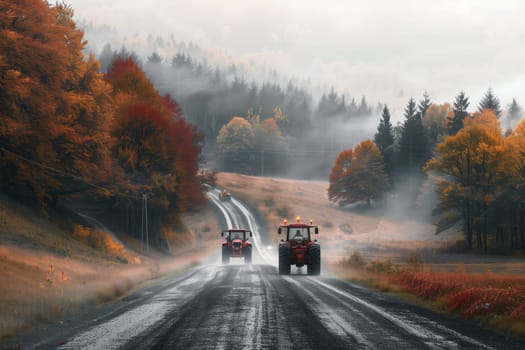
xmin=0 ymin=193 xmax=220 ymax=341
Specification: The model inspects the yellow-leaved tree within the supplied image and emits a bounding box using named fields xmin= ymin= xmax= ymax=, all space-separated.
xmin=216 ymin=116 xmax=255 ymax=173
xmin=426 ymin=110 xmax=505 ymax=252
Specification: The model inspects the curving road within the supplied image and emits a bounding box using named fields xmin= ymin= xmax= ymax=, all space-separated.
xmin=8 ymin=189 xmax=524 ymax=349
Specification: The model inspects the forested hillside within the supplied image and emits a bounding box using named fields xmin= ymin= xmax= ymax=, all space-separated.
xmin=0 ymin=1 xmax=204 ymax=247
xmin=328 ymin=89 xmax=525 ymax=254
xmin=89 ymin=39 xmax=379 ymax=178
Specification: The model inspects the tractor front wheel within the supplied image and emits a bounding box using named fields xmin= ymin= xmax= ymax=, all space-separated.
xmin=307 ymin=244 xmax=321 ymax=275
xmin=279 ymin=244 xmax=291 ymax=275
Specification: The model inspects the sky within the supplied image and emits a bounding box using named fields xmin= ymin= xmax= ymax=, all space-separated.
xmin=66 ymin=0 xmax=525 ymax=116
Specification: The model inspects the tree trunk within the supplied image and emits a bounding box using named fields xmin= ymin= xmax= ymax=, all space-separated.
xmin=483 ymin=211 xmax=488 ymax=254
xmin=466 ymin=200 xmax=473 ymax=250
xmin=476 ymin=202 xmax=482 ymax=250
xmin=521 ymin=202 xmax=525 ymax=250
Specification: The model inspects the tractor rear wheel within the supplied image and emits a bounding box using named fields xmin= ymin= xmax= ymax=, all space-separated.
xmin=244 ymin=246 xmax=252 ymax=264
xmin=222 ymin=246 xmax=230 ymax=264
xmin=278 ymin=244 xmax=291 ymax=275
xmin=307 ymin=244 xmax=321 ymax=275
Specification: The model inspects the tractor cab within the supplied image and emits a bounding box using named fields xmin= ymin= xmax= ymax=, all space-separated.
xmin=278 ymin=218 xmax=319 ymax=243
xmin=222 ymin=229 xmax=251 ymax=242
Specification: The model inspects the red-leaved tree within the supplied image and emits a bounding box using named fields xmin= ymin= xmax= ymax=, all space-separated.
xmin=105 ymin=58 xmax=205 ymax=242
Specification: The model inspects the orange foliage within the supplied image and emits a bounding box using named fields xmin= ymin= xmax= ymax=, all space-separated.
xmin=328 ymin=141 xmax=388 ymax=206
xmin=0 ymin=0 xmax=204 ymax=246
xmin=463 ymin=109 xmax=502 ymax=132
xmin=216 ymin=116 xmax=255 ymax=153
xmin=0 ymin=0 xmax=112 ymax=209
xmin=258 ymin=118 xmax=282 ymax=138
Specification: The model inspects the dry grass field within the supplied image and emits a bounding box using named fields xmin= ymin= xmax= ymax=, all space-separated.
xmin=217 ymin=172 xmax=458 ymax=261
xmin=0 ymin=194 xmax=220 ymax=341
xmin=217 ymin=172 xmax=525 ymax=337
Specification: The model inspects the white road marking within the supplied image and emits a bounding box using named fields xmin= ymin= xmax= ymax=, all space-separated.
xmin=208 ymin=191 xmax=234 ymax=229
xmin=59 ymin=301 xmax=170 ymax=350
xmin=284 ymin=276 xmax=375 ymax=349
xmin=309 ymin=278 xmax=495 ymax=350
xmin=230 ymin=196 xmax=274 ymax=263
xmin=208 ymin=188 xmax=274 ymax=264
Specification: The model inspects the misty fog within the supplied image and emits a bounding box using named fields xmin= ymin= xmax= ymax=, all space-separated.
xmin=70 ymin=0 xmax=525 ymax=112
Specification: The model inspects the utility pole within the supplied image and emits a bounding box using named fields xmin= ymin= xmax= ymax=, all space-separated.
xmin=141 ymin=193 xmax=149 ymax=252
xmin=260 ymin=148 xmax=264 ymax=176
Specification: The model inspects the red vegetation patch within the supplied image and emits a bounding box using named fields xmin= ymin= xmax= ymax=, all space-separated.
xmin=392 ymin=271 xmax=525 ymax=320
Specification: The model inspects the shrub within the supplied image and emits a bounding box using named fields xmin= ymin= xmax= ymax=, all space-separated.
xmin=321 ymin=221 xmax=333 ymax=228
xmin=276 ymin=205 xmax=291 ymax=219
xmin=263 ymin=197 xmax=275 ymax=208
xmin=392 ymin=270 xmax=525 ymax=322
xmin=197 ymin=169 xmax=217 ymax=186
xmin=406 ymin=251 xmax=423 ymax=270
xmin=366 ymin=259 xmax=395 ymax=274
xmin=342 ymin=250 xmax=366 ymax=269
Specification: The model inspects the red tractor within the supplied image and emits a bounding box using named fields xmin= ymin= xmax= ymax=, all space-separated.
xmin=278 ymin=218 xmax=320 ymax=275
xmin=219 ymin=189 xmax=231 ymax=201
xmin=221 ymin=229 xmax=253 ymax=264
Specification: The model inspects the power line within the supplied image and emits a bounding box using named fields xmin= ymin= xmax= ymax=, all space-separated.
xmin=0 ymin=145 xmax=140 ymax=199
xmin=141 ymin=193 xmax=149 ymax=252
xmin=1 ymin=144 xmax=156 ymax=248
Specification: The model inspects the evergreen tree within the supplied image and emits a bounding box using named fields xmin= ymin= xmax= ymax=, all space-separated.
xmin=418 ymin=92 xmax=431 ymax=118
xmin=478 ymin=88 xmax=502 ymax=117
xmin=317 ymin=88 xmax=340 ymax=118
xmin=397 ymin=98 xmax=429 ymax=174
xmin=447 ymin=91 xmax=470 ymax=135
xmin=507 ymin=98 xmax=522 ymax=127
xmin=99 ymin=43 xmax=114 ymax=72
xmin=358 ymin=96 xmax=371 ymax=116
xmin=374 ymin=105 xmax=395 ymax=178
xmin=147 ymin=51 xmax=162 ymax=64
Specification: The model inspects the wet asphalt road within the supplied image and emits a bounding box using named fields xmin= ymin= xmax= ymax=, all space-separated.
xmin=15 ymin=263 xmax=524 ymax=350
xmin=6 ymin=190 xmax=525 ymax=349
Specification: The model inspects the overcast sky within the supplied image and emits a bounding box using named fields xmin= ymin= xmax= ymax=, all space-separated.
xmin=67 ymin=0 xmax=525 ymax=116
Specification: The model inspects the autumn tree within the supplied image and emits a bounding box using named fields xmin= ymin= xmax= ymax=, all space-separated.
xmin=0 ymin=0 xmax=111 ymax=209
xmin=502 ymin=118 xmax=525 ymax=250
xmin=478 ymin=88 xmax=502 ymax=118
xmin=423 ymin=103 xmax=450 ymax=149
xmin=447 ymin=91 xmax=470 ymax=135
xmin=255 ymin=109 xmax=287 ymax=174
xmin=374 ymin=105 xmax=395 ymax=178
xmin=216 ymin=116 xmax=255 ymax=174
xmin=53 ymin=3 xmax=112 ymax=193
xmin=216 ymin=106 xmax=288 ymax=175
xmin=426 ymin=111 xmax=505 ymax=252
xmin=272 ymin=106 xmax=288 ymax=130
xmin=328 ymin=140 xmax=389 ymax=207
xmin=105 ymin=58 xmax=204 ymax=241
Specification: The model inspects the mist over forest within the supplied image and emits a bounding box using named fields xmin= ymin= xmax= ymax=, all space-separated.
xmin=80 ymin=23 xmax=388 ymax=179
xmin=80 ymin=20 xmax=522 ymax=182
xmin=79 ymin=18 xmax=525 ymax=254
